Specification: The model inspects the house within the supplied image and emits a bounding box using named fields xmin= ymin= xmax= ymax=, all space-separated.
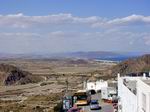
xmin=85 ymin=80 xmax=108 ymax=92
xmin=118 ymin=73 xmax=150 ymax=112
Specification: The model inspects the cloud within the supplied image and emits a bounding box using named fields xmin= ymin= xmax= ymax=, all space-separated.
xmin=0 ymin=13 xmax=150 ymax=53
xmin=0 ymin=13 xmax=150 ymax=29
xmin=0 ymin=32 xmax=42 ymax=53
xmin=0 ymin=13 xmax=105 ymax=28
xmin=91 ymin=14 xmax=150 ymax=28
xmin=107 ymin=14 xmax=150 ymax=26
xmin=0 ymin=30 xmax=149 ymax=53
xmin=143 ymin=36 xmax=150 ymax=46
xmin=0 ymin=32 xmax=40 ymax=37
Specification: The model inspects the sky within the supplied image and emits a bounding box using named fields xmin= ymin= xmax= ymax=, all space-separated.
xmin=0 ymin=0 xmax=150 ymax=54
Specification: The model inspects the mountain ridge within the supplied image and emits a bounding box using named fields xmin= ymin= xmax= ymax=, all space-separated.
xmin=111 ymin=54 xmax=150 ymax=76
xmin=0 ymin=63 xmax=42 ymax=86
xmin=0 ymin=51 xmax=145 ymax=61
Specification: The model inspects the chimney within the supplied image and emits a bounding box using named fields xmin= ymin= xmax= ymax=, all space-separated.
xmin=117 ymin=73 xmax=120 ymax=79
xmin=143 ymin=73 xmax=146 ymax=79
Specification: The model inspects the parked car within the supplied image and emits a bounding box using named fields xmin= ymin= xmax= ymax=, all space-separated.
xmin=90 ymin=100 xmax=101 ymax=110
xmin=90 ymin=90 xmax=96 ymax=95
xmin=67 ymin=108 xmax=82 ymax=112
xmin=113 ymin=103 xmax=118 ymax=109
xmin=67 ymin=105 xmax=82 ymax=112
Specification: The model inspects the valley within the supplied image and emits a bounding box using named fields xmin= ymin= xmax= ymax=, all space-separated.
xmin=0 ymin=58 xmax=116 ymax=112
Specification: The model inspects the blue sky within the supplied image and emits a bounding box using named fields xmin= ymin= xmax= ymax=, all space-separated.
xmin=0 ymin=0 xmax=149 ymax=17
xmin=0 ymin=0 xmax=150 ymax=54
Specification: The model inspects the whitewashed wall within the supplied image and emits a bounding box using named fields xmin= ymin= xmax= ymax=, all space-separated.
xmin=118 ymin=77 xmax=137 ymax=112
xmin=137 ymin=79 xmax=150 ymax=112
xmin=86 ymin=81 xmax=108 ymax=92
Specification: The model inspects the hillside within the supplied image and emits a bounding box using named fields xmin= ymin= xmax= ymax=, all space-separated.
xmin=50 ymin=51 xmax=136 ymax=61
xmin=0 ymin=63 xmax=42 ymax=86
xmin=111 ymin=54 xmax=150 ymax=76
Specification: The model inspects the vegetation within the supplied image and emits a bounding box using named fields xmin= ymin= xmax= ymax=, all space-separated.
xmin=54 ymin=102 xmax=63 ymax=112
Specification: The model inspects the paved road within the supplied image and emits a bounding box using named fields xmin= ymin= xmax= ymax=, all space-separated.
xmin=82 ymin=93 xmax=114 ymax=112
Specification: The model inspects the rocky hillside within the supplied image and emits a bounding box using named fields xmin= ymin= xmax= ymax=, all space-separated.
xmin=0 ymin=63 xmax=42 ymax=86
xmin=111 ymin=54 xmax=150 ymax=76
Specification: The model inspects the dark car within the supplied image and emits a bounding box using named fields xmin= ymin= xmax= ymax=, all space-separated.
xmin=113 ymin=103 xmax=118 ymax=109
xmin=90 ymin=100 xmax=101 ymax=110
xmin=67 ymin=105 xmax=82 ymax=112
xmin=89 ymin=90 xmax=96 ymax=95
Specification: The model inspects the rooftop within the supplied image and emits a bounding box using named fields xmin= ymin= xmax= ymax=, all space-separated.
xmin=142 ymin=79 xmax=150 ymax=86
xmin=121 ymin=73 xmax=150 ymax=95
xmin=126 ymin=72 xmax=150 ymax=77
xmin=123 ymin=79 xmax=137 ymax=95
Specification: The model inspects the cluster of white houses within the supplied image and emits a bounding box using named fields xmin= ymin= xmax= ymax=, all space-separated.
xmin=84 ymin=80 xmax=108 ymax=92
xmin=85 ymin=80 xmax=117 ymax=101
xmin=118 ymin=72 xmax=150 ymax=112
xmin=83 ymin=72 xmax=150 ymax=112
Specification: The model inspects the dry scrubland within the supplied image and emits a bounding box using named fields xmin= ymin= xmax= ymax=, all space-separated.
xmin=0 ymin=58 xmax=117 ymax=112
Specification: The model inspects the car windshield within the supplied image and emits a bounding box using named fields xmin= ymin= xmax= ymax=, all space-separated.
xmin=91 ymin=101 xmax=98 ymax=104
xmin=76 ymin=95 xmax=87 ymax=100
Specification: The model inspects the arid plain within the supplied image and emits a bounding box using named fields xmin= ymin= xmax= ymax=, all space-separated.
xmin=0 ymin=58 xmax=116 ymax=112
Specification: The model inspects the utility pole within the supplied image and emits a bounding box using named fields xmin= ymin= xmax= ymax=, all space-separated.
xmin=65 ymin=77 xmax=68 ymax=93
xmin=82 ymin=76 xmax=84 ymax=89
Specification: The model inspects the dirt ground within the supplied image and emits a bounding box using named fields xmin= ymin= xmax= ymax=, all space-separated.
xmin=0 ymin=58 xmax=117 ymax=112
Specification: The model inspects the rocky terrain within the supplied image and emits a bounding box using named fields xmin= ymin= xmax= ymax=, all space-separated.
xmin=111 ymin=54 xmax=150 ymax=76
xmin=0 ymin=54 xmax=150 ymax=112
xmin=0 ymin=58 xmax=116 ymax=112
xmin=0 ymin=64 xmax=42 ymax=86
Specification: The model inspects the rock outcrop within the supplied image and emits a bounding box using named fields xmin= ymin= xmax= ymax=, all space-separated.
xmin=0 ymin=64 xmax=42 ymax=86
xmin=111 ymin=54 xmax=150 ymax=76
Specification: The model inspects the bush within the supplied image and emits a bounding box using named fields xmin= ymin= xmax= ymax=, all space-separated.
xmin=54 ymin=102 xmax=63 ymax=112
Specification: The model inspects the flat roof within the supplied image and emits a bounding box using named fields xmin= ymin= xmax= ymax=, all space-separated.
xmin=120 ymin=75 xmax=150 ymax=94
xmin=123 ymin=79 xmax=137 ymax=95
xmin=142 ymin=79 xmax=150 ymax=86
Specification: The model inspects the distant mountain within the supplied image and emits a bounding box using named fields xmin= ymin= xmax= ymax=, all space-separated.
xmin=0 ymin=51 xmax=145 ymax=61
xmin=0 ymin=64 xmax=42 ymax=86
xmin=51 ymin=51 xmax=143 ymax=61
xmin=111 ymin=54 xmax=150 ymax=76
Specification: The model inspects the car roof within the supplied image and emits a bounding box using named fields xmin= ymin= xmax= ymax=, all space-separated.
xmin=77 ymin=90 xmax=86 ymax=92
xmin=91 ymin=100 xmax=98 ymax=102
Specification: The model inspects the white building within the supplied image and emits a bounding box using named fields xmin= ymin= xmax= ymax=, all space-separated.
xmin=85 ymin=80 xmax=108 ymax=92
xmin=118 ymin=73 xmax=150 ymax=112
xmin=101 ymin=87 xmax=117 ymax=100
